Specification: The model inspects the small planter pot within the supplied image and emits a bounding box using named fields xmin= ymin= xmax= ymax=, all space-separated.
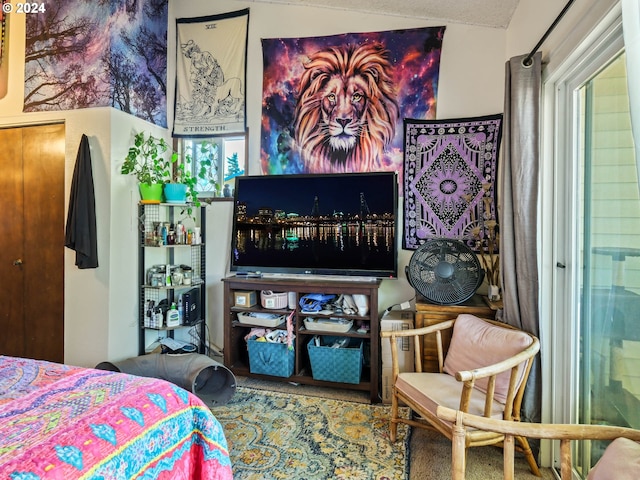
xmin=139 ymin=183 xmax=163 ymax=202
xmin=164 ymin=183 xmax=188 ymax=203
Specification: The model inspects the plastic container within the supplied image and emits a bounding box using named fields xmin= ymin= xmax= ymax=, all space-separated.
xmin=166 ymin=302 xmax=180 ymax=327
xmin=304 ymin=317 xmax=353 ymax=333
xmin=261 ymin=291 xmax=289 ymax=309
xmin=238 ymin=312 xmax=286 ymax=327
xmin=183 ymin=267 xmax=192 ymax=285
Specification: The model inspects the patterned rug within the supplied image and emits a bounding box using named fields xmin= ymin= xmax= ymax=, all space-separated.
xmin=211 ymin=386 xmax=410 ymax=480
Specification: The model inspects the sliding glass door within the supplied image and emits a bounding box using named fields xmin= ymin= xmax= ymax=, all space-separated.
xmin=576 ymin=50 xmax=640 ymax=474
xmin=547 ymin=12 xmax=640 ymax=477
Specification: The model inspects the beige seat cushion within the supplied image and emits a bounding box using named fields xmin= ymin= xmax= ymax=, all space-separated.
xmin=586 ymin=437 xmax=640 ymax=480
xmin=396 ymin=372 xmax=505 ymax=421
xmin=443 ymin=314 xmax=534 ymax=403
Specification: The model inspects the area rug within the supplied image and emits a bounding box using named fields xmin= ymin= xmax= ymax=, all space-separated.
xmin=211 ymin=386 xmax=410 ymax=480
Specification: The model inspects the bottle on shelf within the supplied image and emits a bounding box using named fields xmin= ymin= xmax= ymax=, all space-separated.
xmin=176 ymin=222 xmax=184 ymax=244
xmin=166 ymin=302 xmax=180 ymax=327
xmin=154 ymin=306 xmax=163 ymax=328
xmin=161 ymin=223 xmax=168 ymax=245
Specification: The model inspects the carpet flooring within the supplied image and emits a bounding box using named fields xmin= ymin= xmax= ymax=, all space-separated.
xmin=228 ymin=377 xmax=557 ymax=479
xmin=212 ymin=385 xmax=410 ymax=479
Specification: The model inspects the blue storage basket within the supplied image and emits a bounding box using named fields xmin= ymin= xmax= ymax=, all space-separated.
xmin=307 ymin=336 xmax=363 ymax=384
xmin=247 ymin=337 xmax=295 ymax=378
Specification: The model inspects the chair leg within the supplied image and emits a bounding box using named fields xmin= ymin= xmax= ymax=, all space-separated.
xmin=451 ymin=414 xmax=466 ymax=480
xmin=503 ymin=434 xmax=515 ymax=480
xmin=389 ymin=392 xmax=399 ymax=442
xmin=516 ymin=435 xmax=541 ymax=477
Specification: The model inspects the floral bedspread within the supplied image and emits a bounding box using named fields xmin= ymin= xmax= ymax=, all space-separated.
xmin=0 ymin=355 xmax=233 ymax=480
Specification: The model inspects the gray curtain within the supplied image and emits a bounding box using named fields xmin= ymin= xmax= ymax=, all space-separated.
xmin=499 ymin=52 xmax=542 ymax=426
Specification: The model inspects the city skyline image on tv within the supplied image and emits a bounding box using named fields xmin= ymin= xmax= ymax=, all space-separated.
xmin=230 ymin=172 xmax=398 ymax=278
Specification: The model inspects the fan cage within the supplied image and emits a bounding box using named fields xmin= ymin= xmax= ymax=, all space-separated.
xmin=406 ymin=239 xmax=485 ymax=306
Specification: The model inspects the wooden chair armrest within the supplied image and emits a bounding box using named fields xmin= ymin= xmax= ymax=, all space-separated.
xmin=382 ymin=319 xmax=456 ymax=374
xmin=454 ymin=338 xmax=539 ymax=418
xmin=437 ymin=405 xmax=640 ymax=441
xmin=438 ymin=406 xmax=640 ymax=480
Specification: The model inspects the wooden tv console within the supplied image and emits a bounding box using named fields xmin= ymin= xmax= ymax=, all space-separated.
xmin=222 ymin=275 xmax=381 ymax=403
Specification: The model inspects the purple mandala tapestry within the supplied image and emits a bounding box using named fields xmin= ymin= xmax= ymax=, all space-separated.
xmin=403 ymin=114 xmax=503 ymax=250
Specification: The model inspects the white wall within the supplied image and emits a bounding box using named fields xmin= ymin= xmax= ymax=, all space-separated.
xmin=507 ymin=0 xmax=618 ymax=70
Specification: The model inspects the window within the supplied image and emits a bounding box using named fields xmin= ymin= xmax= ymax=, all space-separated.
xmin=180 ymin=135 xmax=246 ymax=198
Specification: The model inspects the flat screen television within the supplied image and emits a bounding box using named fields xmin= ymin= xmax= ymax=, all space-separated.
xmin=230 ymin=172 xmax=398 ymax=278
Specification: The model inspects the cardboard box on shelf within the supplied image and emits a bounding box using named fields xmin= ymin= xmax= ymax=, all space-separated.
xmin=234 ymin=290 xmax=257 ymax=308
xmin=380 ymin=310 xmax=415 ymax=403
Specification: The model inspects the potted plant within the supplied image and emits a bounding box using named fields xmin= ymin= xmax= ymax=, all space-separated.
xmin=121 ymin=132 xmax=172 ymax=201
xmin=163 ymin=151 xmax=189 ymax=204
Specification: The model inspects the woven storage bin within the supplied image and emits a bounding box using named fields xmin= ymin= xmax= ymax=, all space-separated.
xmin=261 ymin=290 xmax=289 ymax=309
xmin=238 ymin=312 xmax=286 ymax=327
xmin=247 ymin=337 xmax=294 ymax=377
xmin=307 ymin=336 xmax=363 ymax=384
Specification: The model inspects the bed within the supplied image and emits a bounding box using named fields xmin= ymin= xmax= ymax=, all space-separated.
xmin=0 ymin=355 xmax=233 ymax=479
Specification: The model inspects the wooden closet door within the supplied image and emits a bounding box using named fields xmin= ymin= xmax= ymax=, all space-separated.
xmin=0 ymin=128 xmax=26 ymax=358
xmin=0 ymin=124 xmax=65 ymax=362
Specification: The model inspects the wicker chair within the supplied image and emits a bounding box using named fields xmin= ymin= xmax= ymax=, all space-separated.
xmin=437 ymin=405 xmax=640 ymax=480
xmin=380 ymin=314 xmax=541 ymax=477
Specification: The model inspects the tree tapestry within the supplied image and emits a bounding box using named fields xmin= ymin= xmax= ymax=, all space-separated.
xmin=260 ymin=26 xmax=445 ymax=177
xmin=23 ymin=0 xmax=168 ymax=127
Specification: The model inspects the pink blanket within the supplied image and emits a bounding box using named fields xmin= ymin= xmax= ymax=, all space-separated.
xmin=0 ymin=355 xmax=233 ymax=479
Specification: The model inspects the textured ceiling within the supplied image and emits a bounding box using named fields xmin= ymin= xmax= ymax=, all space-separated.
xmin=246 ymin=0 xmax=522 ymax=28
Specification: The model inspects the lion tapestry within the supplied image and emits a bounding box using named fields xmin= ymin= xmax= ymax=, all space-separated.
xmin=260 ymin=26 xmax=445 ymax=175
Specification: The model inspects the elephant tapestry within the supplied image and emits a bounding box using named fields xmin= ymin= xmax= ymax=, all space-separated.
xmin=23 ymin=0 xmax=168 ymax=127
xmin=260 ymin=26 xmax=445 ymax=175
xmin=173 ymin=9 xmax=249 ymax=137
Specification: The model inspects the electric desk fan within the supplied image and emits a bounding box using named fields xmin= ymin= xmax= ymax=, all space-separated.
xmin=406 ymin=238 xmax=485 ymax=305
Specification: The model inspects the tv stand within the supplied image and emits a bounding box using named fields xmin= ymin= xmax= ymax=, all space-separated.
xmin=222 ymin=276 xmax=382 ymax=403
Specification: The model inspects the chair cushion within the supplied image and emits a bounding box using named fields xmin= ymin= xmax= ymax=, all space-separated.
xmin=395 ymin=371 xmax=504 ymax=420
xmin=443 ymin=314 xmax=534 ymax=404
xmin=587 ymin=437 xmax=640 ymax=480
